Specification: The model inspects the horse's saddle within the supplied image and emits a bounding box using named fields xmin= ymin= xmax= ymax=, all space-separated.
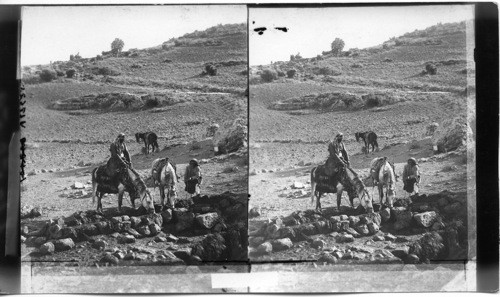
xmin=153 ymin=158 xmax=179 ymax=184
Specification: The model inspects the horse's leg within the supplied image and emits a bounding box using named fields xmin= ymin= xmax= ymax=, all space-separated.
xmin=118 ymin=184 xmax=125 ymax=212
xmin=310 ymin=176 xmax=317 ymax=207
xmin=159 ymin=186 xmax=165 ymax=211
xmin=336 ymin=184 xmax=343 ymax=210
xmin=97 ymin=192 xmax=103 ymax=213
xmin=378 ymin=184 xmax=384 ymax=207
xmin=316 ymin=192 xmax=322 ymax=211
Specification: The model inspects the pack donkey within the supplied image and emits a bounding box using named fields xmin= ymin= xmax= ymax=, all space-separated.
xmin=151 ymin=158 xmax=179 ymax=210
xmin=310 ymin=156 xmax=373 ymax=213
xmin=92 ymin=165 xmax=155 ymax=213
xmin=370 ymin=157 xmax=398 ymax=208
xmin=135 ymin=132 xmax=159 ymax=155
xmin=355 ymin=131 xmax=379 ymax=153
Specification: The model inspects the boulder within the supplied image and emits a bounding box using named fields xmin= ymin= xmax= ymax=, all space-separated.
xmin=311 ymin=239 xmax=326 ymax=249
xmin=249 ymin=236 xmax=265 ymax=247
xmin=39 ymin=242 xmax=55 ymax=255
xmin=380 ymin=208 xmax=391 ymax=222
xmin=92 ymin=239 xmax=107 ymax=250
xmin=161 ymin=209 xmax=173 ymax=224
xmin=340 ymin=221 xmax=350 ymax=231
xmin=340 ymin=215 xmax=348 ymax=221
xmin=117 ymin=234 xmax=136 ymax=244
xmin=127 ymin=228 xmax=141 ymax=238
xmin=173 ymin=208 xmax=195 ymax=232
xmin=278 ymin=226 xmax=296 ymax=241
xmin=149 ymin=224 xmax=161 ymax=236
xmin=355 ymin=224 xmax=370 ymax=236
xmin=212 ymin=118 xmax=247 ymax=154
xmin=349 ymin=216 xmax=360 ymax=227
xmin=249 ymin=207 xmax=261 ymax=218
xmin=196 ymin=212 xmax=219 ymax=229
xmin=391 ymin=246 xmax=410 ymax=259
xmin=406 ymin=253 xmax=420 ymax=264
xmin=432 ymin=116 xmax=468 ymax=153
xmin=72 ymin=182 xmax=85 ymax=189
xmin=292 ymin=181 xmax=305 ymax=189
xmin=317 ymin=253 xmax=338 ymax=264
xmin=53 ymin=238 xmax=75 ymax=251
xmin=392 ymin=207 xmax=412 ymax=230
xmin=336 ymin=233 xmax=354 ymax=243
xmin=101 ymin=253 xmax=119 ymax=265
xmin=256 ymin=242 xmax=273 ymax=254
xmin=332 ymin=250 xmax=343 ymax=259
xmin=191 ymin=234 xmax=226 ymax=261
xmin=345 ymin=227 xmax=360 ymax=238
xmin=130 ymin=216 xmax=142 ymax=227
xmin=34 ymin=237 xmax=47 ymax=247
xmin=367 ymin=222 xmax=380 ymax=235
xmin=266 ymin=223 xmax=281 ymax=239
xmin=329 ymin=216 xmax=341 ymax=224
xmin=271 ymin=238 xmax=293 ymax=251
xmin=413 ymin=211 xmax=438 ymax=228
xmin=385 ymin=233 xmax=397 ymax=241
xmin=314 ymin=220 xmax=330 ymax=234
xmin=137 ymin=225 xmax=151 ymax=236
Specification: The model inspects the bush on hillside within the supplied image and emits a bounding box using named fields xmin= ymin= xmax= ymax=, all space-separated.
xmin=65 ymin=69 xmax=76 ymax=78
xmin=312 ymin=66 xmax=341 ymax=76
xmin=277 ymin=70 xmax=285 ymax=77
xmin=96 ymin=55 xmax=103 ymax=61
xmin=205 ymin=64 xmax=217 ymax=76
xmin=39 ymin=69 xmax=57 ymax=82
xmin=56 ymin=70 xmax=65 ymax=77
xmin=91 ymin=66 xmax=121 ymax=76
xmin=260 ymin=69 xmax=277 ymax=82
xmin=331 ymin=38 xmax=345 ymax=56
xmin=426 ymin=63 xmax=437 ymax=75
xmin=287 ymin=69 xmax=296 ymax=78
xmin=111 ymin=38 xmax=125 ymax=56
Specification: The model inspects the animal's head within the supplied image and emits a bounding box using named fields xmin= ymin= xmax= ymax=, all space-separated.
xmin=141 ymin=190 xmax=155 ymax=214
xmin=359 ymin=189 xmax=374 ymax=213
xmin=355 ymin=132 xmax=360 ymax=142
xmin=167 ymin=185 xmax=178 ymax=208
xmin=135 ymin=133 xmax=141 ymax=143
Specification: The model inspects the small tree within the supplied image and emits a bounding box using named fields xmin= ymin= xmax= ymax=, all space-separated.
xmin=331 ymin=38 xmax=345 ymax=56
xmin=260 ymin=69 xmax=277 ymax=82
xmin=74 ymin=52 xmax=81 ymax=60
xmin=39 ymin=69 xmax=57 ymax=82
xmin=66 ymin=68 xmax=76 ymax=78
xmin=69 ymin=54 xmax=75 ymax=61
xmin=287 ymin=69 xmax=296 ymax=78
xmin=111 ymin=38 xmax=124 ymax=56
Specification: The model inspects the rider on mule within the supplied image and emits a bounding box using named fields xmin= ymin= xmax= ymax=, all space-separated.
xmin=106 ymin=133 xmax=132 ymax=179
xmin=328 ymin=132 xmax=350 ymax=168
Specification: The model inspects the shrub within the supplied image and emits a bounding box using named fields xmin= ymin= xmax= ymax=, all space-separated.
xmin=287 ymin=69 xmax=296 ymax=78
xmin=277 ymin=70 xmax=285 ymax=77
xmin=260 ymin=69 xmax=277 ymax=82
xmin=426 ymin=63 xmax=437 ymax=75
xmin=313 ymin=66 xmax=341 ymax=76
xmin=69 ymin=54 xmax=75 ymax=61
xmin=96 ymin=55 xmax=103 ymax=61
xmin=351 ymin=63 xmax=363 ymax=68
xmin=290 ymin=54 xmax=295 ymax=61
xmin=144 ymin=95 xmax=160 ymax=108
xmin=111 ymin=38 xmax=124 ymax=56
xmin=39 ymin=69 xmax=57 ymax=82
xmin=56 ymin=70 xmax=65 ymax=77
xmin=91 ymin=66 xmax=120 ymax=76
xmin=205 ymin=64 xmax=217 ymax=76
xmin=316 ymin=55 xmax=323 ymax=61
xmin=331 ymin=38 xmax=345 ymax=56
xmin=74 ymin=53 xmax=81 ymax=60
xmin=66 ymin=68 xmax=76 ymax=78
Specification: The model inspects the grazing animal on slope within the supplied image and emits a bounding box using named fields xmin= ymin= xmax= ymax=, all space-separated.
xmin=355 ymin=131 xmax=379 ymax=153
xmin=370 ymin=157 xmax=397 ymax=208
xmin=310 ymin=157 xmax=373 ymax=213
xmin=92 ymin=164 xmax=154 ymax=213
xmin=135 ymin=132 xmax=159 ymax=155
xmin=151 ymin=158 xmax=178 ymax=210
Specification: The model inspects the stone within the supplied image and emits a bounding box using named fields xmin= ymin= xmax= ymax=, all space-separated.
xmin=278 ymin=227 xmax=296 ymax=241
xmin=101 ymin=254 xmax=119 ymax=265
xmin=317 ymin=253 xmax=338 ymax=264
xmin=173 ymin=208 xmax=195 ymax=232
xmin=355 ymin=224 xmax=370 ymax=236
xmin=413 ymin=211 xmax=438 ymax=228
xmin=361 ymin=213 xmax=382 ymax=226
xmin=39 ymin=242 xmax=55 ymax=255
xmin=432 ymin=116 xmax=468 ymax=153
xmin=129 ymin=217 xmax=141 ymax=228
xmin=329 ymin=216 xmax=341 ymax=224
xmin=340 ymin=215 xmax=348 ymax=221
xmin=256 ymin=242 xmax=273 ymax=254
xmin=265 ymin=223 xmax=281 ymax=239
xmin=161 ymin=209 xmax=173 ymax=224
xmin=373 ymin=235 xmax=385 ymax=241
xmin=311 ymin=239 xmax=326 ymax=249
xmin=291 ymin=181 xmax=305 ymax=189
xmin=385 ymin=234 xmax=397 ymax=241
xmin=337 ymin=233 xmax=354 ymax=243
xmin=92 ymin=239 xmax=107 ymax=250
xmin=154 ymin=236 xmax=167 ymax=242
xmin=141 ymin=216 xmax=154 ymax=226
xmin=72 ymin=182 xmax=85 ymax=189
xmin=212 ymin=118 xmax=247 ymax=154
xmin=367 ymin=222 xmax=380 ymax=235
xmin=392 ymin=207 xmax=412 ymax=230
xmin=34 ymin=237 xmax=47 ymax=247
xmin=127 ymin=228 xmax=141 ymax=238
xmin=249 ymin=207 xmax=261 ymax=218
xmin=114 ymin=251 xmax=126 ymax=260
xmin=196 ymin=212 xmax=219 ymax=229
xmin=391 ymin=246 xmax=410 ymax=259
xmin=271 ymin=238 xmax=293 ymax=251
xmin=53 ymin=238 xmax=75 ymax=251
xmin=342 ymin=251 xmax=354 ymax=260
xmin=437 ymin=197 xmax=449 ymax=207
xmin=345 ymin=227 xmax=360 ymax=238
xmin=137 ymin=225 xmax=151 ymax=236
xmin=166 ymin=234 xmax=179 ymax=242
xmin=314 ymin=221 xmax=330 ymax=234
xmin=349 ymin=216 xmax=360 ymax=227
xmin=117 ymin=234 xmax=136 ymax=244
xmin=121 ymin=215 xmax=130 ymax=222
xmin=177 ymin=237 xmax=192 ymax=244
xmin=395 ymin=236 xmax=409 ymax=243
xmin=249 ymin=237 xmax=265 ymax=247
xmin=432 ymin=221 xmax=445 ymax=231
xmin=332 ymin=250 xmax=343 ymax=259
xmin=380 ymin=208 xmax=391 ymax=222
xmin=124 ymin=252 xmax=136 ymax=260
xmin=21 ymin=235 xmax=26 ymax=243
xmin=340 ymin=221 xmax=350 ymax=231
xmin=149 ymin=224 xmax=162 ymax=236
xmin=406 ymin=253 xmax=420 ymax=264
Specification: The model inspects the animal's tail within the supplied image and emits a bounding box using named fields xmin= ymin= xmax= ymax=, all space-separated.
xmin=91 ymin=167 xmax=97 ymax=205
xmin=373 ymin=139 xmax=379 ymax=150
xmin=154 ymin=141 xmax=159 ymax=152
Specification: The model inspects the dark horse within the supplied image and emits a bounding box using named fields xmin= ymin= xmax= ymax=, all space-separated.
xmin=135 ymin=132 xmax=159 ymax=155
xmin=310 ymin=156 xmax=373 ymax=213
xmin=92 ymin=164 xmax=154 ymax=213
xmin=355 ymin=131 xmax=379 ymax=153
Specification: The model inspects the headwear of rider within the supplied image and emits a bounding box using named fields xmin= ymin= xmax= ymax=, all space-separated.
xmin=336 ymin=133 xmax=343 ymax=140
xmin=408 ymin=157 xmax=418 ymax=166
xmin=117 ymin=133 xmax=125 ymax=143
xmin=190 ymin=159 xmax=199 ymax=167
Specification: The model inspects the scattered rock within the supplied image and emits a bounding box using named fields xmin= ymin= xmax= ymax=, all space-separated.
xmin=311 ymin=239 xmax=326 ymax=249
xmin=391 ymin=246 xmax=410 ymax=259
xmin=336 ymin=233 xmax=354 ymax=243
xmin=92 ymin=239 xmax=107 ymax=250
xmin=380 ymin=208 xmax=391 ymax=222
xmin=349 ymin=216 xmax=360 ymax=227
xmin=271 ymin=238 xmax=293 ymax=251
xmin=413 ymin=211 xmax=438 ymax=228
xmin=149 ymin=224 xmax=161 ymax=236
xmin=137 ymin=225 xmax=151 ymax=236
xmin=249 ymin=236 xmax=265 ymax=247
xmin=317 ymin=253 xmax=338 ymax=264
xmin=392 ymin=207 xmax=412 ymax=230
xmin=373 ymin=235 xmax=385 ymax=241
xmin=355 ymin=224 xmax=370 ymax=236
xmin=101 ymin=253 xmax=119 ymax=265
xmin=39 ymin=242 xmax=55 ymax=255
xmin=117 ymin=234 xmax=136 ymax=244
xmin=385 ymin=233 xmax=397 ymax=241
xmin=72 ymin=182 xmax=85 ymax=189
xmin=256 ymin=242 xmax=273 ymax=254
xmin=367 ymin=222 xmax=380 ymax=235
xmin=53 ymin=238 xmax=75 ymax=251
xmin=127 ymin=228 xmax=141 ymax=238
xmin=166 ymin=234 xmax=179 ymax=242
xmin=291 ymin=181 xmax=305 ymax=189
xmin=249 ymin=207 xmax=261 ymax=218
xmin=406 ymin=253 xmax=420 ymax=264
xmin=196 ymin=212 xmax=219 ymax=229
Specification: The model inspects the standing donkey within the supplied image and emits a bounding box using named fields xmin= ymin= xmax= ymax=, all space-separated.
xmin=151 ymin=158 xmax=178 ymax=210
xmin=135 ymin=132 xmax=159 ymax=155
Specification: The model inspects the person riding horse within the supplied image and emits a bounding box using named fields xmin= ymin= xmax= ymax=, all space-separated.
xmin=106 ymin=133 xmax=132 ymax=179
xmin=328 ymin=132 xmax=350 ymax=168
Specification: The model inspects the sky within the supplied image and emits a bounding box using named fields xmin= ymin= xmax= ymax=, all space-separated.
xmin=21 ymin=5 xmax=246 ymax=66
xmin=249 ymin=5 xmax=474 ymax=66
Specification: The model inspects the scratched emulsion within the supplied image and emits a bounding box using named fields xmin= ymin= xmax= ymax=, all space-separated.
xmin=275 ymin=27 xmax=288 ymax=32
xmin=254 ymin=27 xmax=267 ymax=35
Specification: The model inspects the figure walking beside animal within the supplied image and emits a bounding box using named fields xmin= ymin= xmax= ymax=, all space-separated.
xmin=184 ymin=159 xmax=203 ymax=198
